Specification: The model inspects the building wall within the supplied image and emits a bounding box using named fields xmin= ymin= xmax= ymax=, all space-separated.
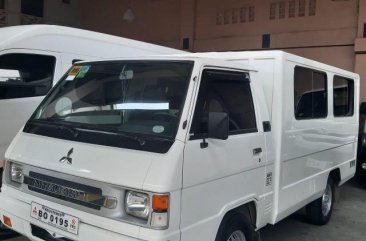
xmin=78 ymin=0 xmax=366 ymax=101
xmin=1 ymin=0 xmax=366 ymax=100
xmin=78 ymin=0 xmax=181 ymax=48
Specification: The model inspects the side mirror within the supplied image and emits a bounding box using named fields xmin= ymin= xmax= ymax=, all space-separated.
xmin=208 ymin=112 xmax=229 ymax=140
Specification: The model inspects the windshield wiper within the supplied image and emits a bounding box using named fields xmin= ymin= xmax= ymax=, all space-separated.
xmin=31 ymin=118 xmax=79 ymax=138
xmin=80 ymin=128 xmax=147 ymax=146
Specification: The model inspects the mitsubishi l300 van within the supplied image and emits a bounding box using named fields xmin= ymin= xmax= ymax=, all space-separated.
xmin=0 ymin=52 xmax=360 ymax=241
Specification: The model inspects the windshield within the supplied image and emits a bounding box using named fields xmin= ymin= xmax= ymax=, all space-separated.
xmin=25 ymin=60 xmax=193 ymax=153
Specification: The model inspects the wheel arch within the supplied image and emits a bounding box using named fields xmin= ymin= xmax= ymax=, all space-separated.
xmin=329 ymin=168 xmax=341 ymax=186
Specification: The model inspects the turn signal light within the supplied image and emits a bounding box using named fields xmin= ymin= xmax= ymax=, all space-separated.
xmin=152 ymin=194 xmax=169 ymax=212
xmin=3 ymin=215 xmax=12 ymax=227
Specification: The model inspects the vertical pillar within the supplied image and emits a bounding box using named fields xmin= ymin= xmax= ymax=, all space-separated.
xmin=6 ymin=0 xmax=21 ymax=26
xmin=180 ymin=0 xmax=196 ymax=52
xmin=355 ymin=0 xmax=366 ymax=102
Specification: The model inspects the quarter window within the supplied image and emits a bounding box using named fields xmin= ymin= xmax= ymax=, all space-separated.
xmin=0 ymin=54 xmax=56 ymax=99
xmin=333 ymin=76 xmax=354 ymax=117
xmin=294 ymin=66 xmax=328 ymax=119
xmin=190 ymin=69 xmax=257 ymax=138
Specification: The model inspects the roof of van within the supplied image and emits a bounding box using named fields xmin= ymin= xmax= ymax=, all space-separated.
xmin=0 ymin=25 xmax=185 ymax=57
xmin=76 ymin=55 xmax=256 ymax=72
xmin=173 ymin=51 xmax=359 ymax=79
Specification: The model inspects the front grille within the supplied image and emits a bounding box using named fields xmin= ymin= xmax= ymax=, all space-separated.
xmin=24 ymin=172 xmax=103 ymax=210
xmin=31 ymin=224 xmax=74 ymax=241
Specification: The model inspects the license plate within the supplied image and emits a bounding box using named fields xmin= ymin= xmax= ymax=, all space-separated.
xmin=30 ymin=202 xmax=79 ymax=235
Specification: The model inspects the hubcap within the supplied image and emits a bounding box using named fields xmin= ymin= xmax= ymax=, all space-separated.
xmin=227 ymin=230 xmax=246 ymax=241
xmin=322 ymin=183 xmax=332 ymax=216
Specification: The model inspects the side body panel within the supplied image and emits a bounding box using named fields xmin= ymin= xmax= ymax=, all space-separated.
xmin=273 ymin=56 xmax=359 ymax=222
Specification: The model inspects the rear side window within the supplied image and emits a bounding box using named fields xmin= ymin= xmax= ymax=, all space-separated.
xmin=190 ymin=69 xmax=257 ymax=138
xmin=333 ymin=75 xmax=354 ymax=117
xmin=0 ymin=53 xmax=56 ymax=99
xmin=294 ymin=66 xmax=328 ymax=119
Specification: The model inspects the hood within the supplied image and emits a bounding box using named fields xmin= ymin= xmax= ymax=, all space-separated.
xmin=5 ymin=132 xmax=184 ymax=192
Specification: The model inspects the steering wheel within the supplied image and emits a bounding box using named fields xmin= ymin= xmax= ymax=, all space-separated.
xmin=152 ymin=112 xmax=178 ymax=121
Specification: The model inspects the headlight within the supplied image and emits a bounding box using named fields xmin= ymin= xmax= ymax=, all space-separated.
xmin=10 ymin=163 xmax=23 ymax=184
xmin=125 ymin=191 xmax=150 ymax=219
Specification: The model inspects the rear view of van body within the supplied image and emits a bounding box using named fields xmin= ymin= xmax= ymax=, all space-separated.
xmin=0 ymin=24 xmax=185 ymax=160
xmin=0 ymin=51 xmax=359 ymax=241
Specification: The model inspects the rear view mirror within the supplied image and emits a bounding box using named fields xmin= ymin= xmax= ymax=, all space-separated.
xmin=208 ymin=112 xmax=229 ymax=140
xmin=0 ymin=69 xmax=21 ymax=82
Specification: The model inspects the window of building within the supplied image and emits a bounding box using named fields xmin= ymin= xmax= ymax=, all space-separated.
xmin=309 ymin=0 xmax=316 ymax=16
xmin=279 ymin=1 xmax=286 ymax=19
xmin=309 ymin=0 xmax=317 ymax=16
xmin=216 ymin=11 xmax=224 ymax=25
xmin=240 ymin=7 xmax=247 ymax=23
xmin=289 ymin=0 xmax=296 ymax=18
xmin=190 ymin=69 xmax=257 ymax=138
xmin=294 ymin=66 xmax=328 ymax=119
xmin=333 ymin=76 xmax=354 ymax=117
xmin=0 ymin=54 xmax=56 ymax=99
xmin=232 ymin=8 xmax=239 ymax=24
xmin=299 ymin=0 xmax=306 ymax=17
xmin=249 ymin=6 xmax=255 ymax=22
xmin=0 ymin=0 xmax=4 ymax=9
xmin=224 ymin=9 xmax=231 ymax=24
xmin=21 ymin=0 xmax=44 ymax=17
xmin=270 ymin=3 xmax=277 ymax=20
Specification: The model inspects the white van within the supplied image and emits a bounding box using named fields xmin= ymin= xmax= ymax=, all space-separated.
xmin=0 ymin=24 xmax=185 ymax=161
xmin=0 ymin=51 xmax=359 ymax=241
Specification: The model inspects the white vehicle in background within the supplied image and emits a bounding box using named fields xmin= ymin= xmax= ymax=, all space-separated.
xmin=0 ymin=51 xmax=359 ymax=241
xmin=0 ymin=24 xmax=185 ymax=162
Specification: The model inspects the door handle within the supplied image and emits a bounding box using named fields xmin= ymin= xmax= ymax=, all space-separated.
xmin=253 ymin=148 xmax=262 ymax=156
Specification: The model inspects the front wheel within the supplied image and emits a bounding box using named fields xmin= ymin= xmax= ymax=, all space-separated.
xmin=215 ymin=214 xmax=260 ymax=241
xmin=306 ymin=177 xmax=335 ymax=225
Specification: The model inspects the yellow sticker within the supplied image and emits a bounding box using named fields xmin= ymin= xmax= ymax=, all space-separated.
xmin=69 ymin=66 xmax=82 ymax=76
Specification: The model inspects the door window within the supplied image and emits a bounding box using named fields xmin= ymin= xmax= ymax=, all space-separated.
xmin=0 ymin=53 xmax=56 ymax=99
xmin=190 ymin=69 xmax=257 ymax=139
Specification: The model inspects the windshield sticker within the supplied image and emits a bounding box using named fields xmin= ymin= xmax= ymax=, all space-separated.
xmin=69 ymin=66 xmax=82 ymax=76
xmin=153 ymin=125 xmax=165 ymax=134
xmin=76 ymin=66 xmax=91 ymax=78
xmin=66 ymin=75 xmax=75 ymax=81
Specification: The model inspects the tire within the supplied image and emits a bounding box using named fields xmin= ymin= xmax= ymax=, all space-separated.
xmin=215 ymin=213 xmax=260 ymax=241
xmin=306 ymin=177 xmax=335 ymax=225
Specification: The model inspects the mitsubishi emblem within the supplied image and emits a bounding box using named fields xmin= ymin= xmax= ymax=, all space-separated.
xmin=59 ymin=148 xmax=73 ymax=164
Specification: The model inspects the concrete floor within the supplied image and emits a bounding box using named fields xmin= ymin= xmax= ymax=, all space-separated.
xmin=2 ymin=177 xmax=366 ymax=241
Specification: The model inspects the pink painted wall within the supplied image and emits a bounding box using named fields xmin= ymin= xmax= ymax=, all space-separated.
xmin=78 ymin=0 xmax=366 ymax=100
xmin=78 ymin=0 xmax=181 ymax=48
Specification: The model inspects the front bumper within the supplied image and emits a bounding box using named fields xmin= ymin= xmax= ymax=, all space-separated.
xmin=0 ymin=186 xmax=179 ymax=241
